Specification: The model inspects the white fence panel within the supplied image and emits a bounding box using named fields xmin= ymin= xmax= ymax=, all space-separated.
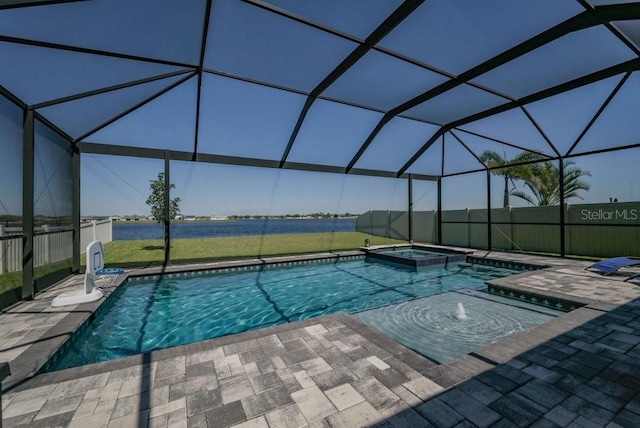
xmin=0 ymin=219 xmax=113 ymax=274
xmin=0 ymin=228 xmax=22 ymax=274
xmin=80 ymin=219 xmax=113 ymax=252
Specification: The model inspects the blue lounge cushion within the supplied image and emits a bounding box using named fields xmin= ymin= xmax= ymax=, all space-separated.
xmin=588 ymin=257 xmax=640 ymax=275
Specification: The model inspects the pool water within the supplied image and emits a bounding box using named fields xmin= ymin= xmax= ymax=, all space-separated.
xmin=46 ymin=259 xmax=518 ymax=371
xmin=355 ymin=289 xmax=559 ymax=364
xmin=366 ymin=247 xmax=467 ymax=270
xmin=377 ymin=248 xmax=443 ymax=260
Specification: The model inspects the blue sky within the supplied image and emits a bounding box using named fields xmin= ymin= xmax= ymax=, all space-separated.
xmin=1 ymin=0 xmax=639 ymax=218
xmin=80 ymin=155 xmax=413 ymax=216
xmin=78 ymin=147 xmax=640 ymax=217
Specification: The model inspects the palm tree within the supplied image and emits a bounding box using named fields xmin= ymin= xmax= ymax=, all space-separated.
xmin=479 ymin=150 xmax=545 ymax=208
xmin=510 ymin=160 xmax=591 ymax=206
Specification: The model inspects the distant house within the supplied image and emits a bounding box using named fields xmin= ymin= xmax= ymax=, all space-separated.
xmin=210 ymin=215 xmax=228 ymax=221
xmin=175 ymin=214 xmax=184 ymax=220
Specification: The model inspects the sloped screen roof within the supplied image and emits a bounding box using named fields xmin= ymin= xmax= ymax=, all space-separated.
xmin=1 ymin=0 xmax=639 ymax=179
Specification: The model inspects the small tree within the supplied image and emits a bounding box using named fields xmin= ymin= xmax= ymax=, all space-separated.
xmin=145 ymin=172 xmax=181 ymax=222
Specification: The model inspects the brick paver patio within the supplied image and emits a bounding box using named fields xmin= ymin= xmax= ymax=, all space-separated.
xmin=1 ymin=250 xmax=639 ymax=427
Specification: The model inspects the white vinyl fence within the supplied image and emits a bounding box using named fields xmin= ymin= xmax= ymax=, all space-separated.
xmin=0 ymin=219 xmax=112 ymax=274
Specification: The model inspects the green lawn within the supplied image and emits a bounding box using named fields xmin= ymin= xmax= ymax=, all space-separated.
xmin=103 ymin=232 xmax=405 ymax=267
xmin=0 ymin=260 xmax=73 ymax=310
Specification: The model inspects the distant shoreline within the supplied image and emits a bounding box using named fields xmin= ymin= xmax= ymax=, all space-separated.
xmin=113 ymin=217 xmax=357 ymax=241
xmin=84 ymin=215 xmax=358 ymax=222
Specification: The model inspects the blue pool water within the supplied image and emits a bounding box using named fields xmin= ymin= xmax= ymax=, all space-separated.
xmin=46 ymin=259 xmax=518 ymax=371
xmin=355 ymin=289 xmax=559 ymax=364
xmin=376 ymin=248 xmax=443 ymax=260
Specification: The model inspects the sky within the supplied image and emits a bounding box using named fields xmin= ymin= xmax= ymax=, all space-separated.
xmin=76 ymin=148 xmax=640 ymax=217
xmin=1 ymin=0 xmax=639 ymax=218
xmin=79 ymin=155 xmax=415 ymax=217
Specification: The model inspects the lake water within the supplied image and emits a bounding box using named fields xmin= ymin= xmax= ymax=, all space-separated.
xmin=113 ymin=218 xmax=356 ymax=240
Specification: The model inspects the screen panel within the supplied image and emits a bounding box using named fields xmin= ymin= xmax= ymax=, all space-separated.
xmin=205 ymin=0 xmax=357 ymax=92
xmin=459 ymin=108 xmax=556 ymax=156
xmin=287 ymin=99 xmax=383 ymax=167
xmin=378 ymin=0 xmax=582 ymax=75
xmin=0 ymin=0 xmax=205 ymax=64
xmin=34 ymin=121 xmax=73 ymax=229
xmin=263 ymin=0 xmax=402 ymax=39
xmin=322 ymin=50 xmax=448 ymax=111
xmin=0 ymin=95 xmax=22 ymax=227
xmin=564 ymin=149 xmax=639 ymax=258
xmin=488 ymin=159 xmax=562 ymax=255
xmin=405 ymin=84 xmax=508 ymax=125
xmin=38 ymin=73 xmax=189 ymax=140
xmin=406 ymin=136 xmax=444 ymax=176
xmin=197 ymin=74 xmax=306 ymax=160
xmin=525 ymin=74 xmax=623 ymax=156
xmin=355 ymin=117 xmax=440 ymax=172
xmin=0 ymin=95 xmax=23 ymax=310
xmin=471 ymin=27 xmax=636 ymax=99
xmin=441 ymin=171 xmax=488 ymax=249
xmin=33 ymin=120 xmax=73 ymax=290
xmin=169 ymin=161 xmax=408 ymax=263
xmin=87 ymin=77 xmax=198 ymax=151
xmin=443 ymin=133 xmax=484 ymax=176
xmin=411 ymin=179 xmax=438 ymax=244
xmin=0 ymin=42 xmax=184 ymax=106
xmin=81 ymin=154 xmax=165 ymax=266
xmin=452 ymin=130 xmax=538 ymax=166
xmin=573 ymin=72 xmax=640 ymax=155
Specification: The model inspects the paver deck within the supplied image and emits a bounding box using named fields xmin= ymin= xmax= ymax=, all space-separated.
xmin=1 ymin=250 xmax=640 ymax=427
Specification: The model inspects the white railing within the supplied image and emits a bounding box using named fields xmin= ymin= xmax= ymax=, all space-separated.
xmin=0 ymin=225 xmax=21 ymax=274
xmin=0 ymin=219 xmax=113 ymax=274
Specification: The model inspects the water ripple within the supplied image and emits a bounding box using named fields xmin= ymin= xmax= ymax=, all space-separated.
xmin=355 ymin=292 xmax=555 ymax=364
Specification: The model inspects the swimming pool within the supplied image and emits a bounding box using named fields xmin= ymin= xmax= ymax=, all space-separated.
xmin=45 ymin=258 xmax=519 ymax=371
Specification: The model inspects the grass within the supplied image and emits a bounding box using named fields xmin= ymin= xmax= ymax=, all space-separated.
xmin=0 ymin=259 xmax=73 ymax=310
xmin=103 ymin=232 xmax=405 ymax=267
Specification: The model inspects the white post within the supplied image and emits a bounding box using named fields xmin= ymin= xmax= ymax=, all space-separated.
xmin=109 ymin=218 xmax=113 ymax=243
xmin=92 ymin=220 xmax=97 ymax=242
xmin=0 ymin=225 xmax=6 ymax=274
